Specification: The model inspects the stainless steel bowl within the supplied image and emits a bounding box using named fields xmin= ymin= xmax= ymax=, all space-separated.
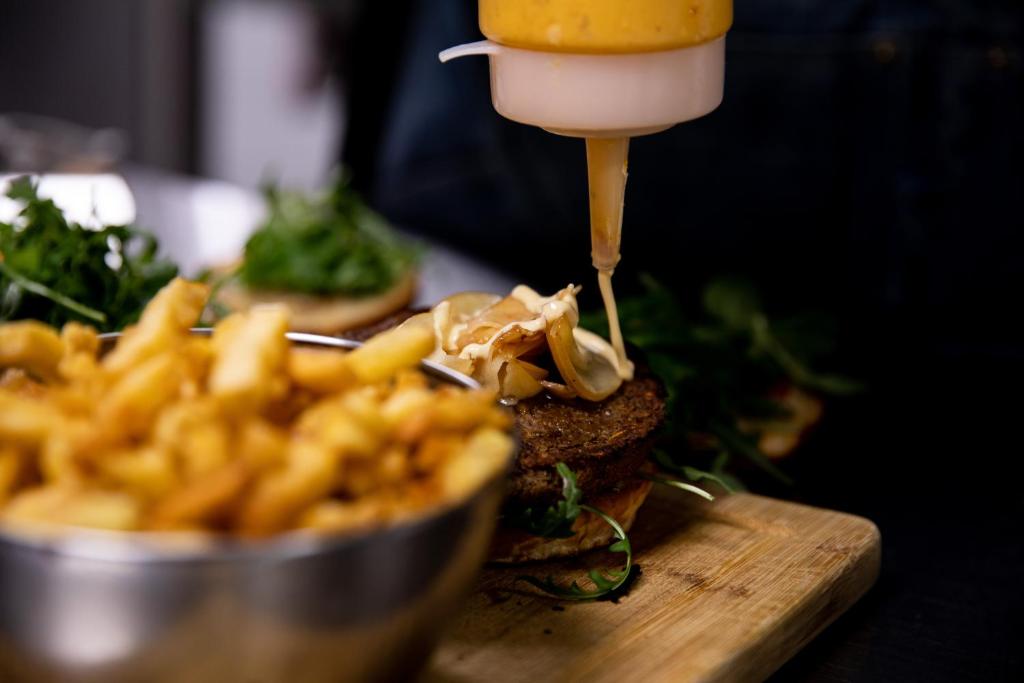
xmin=0 ymin=333 xmax=511 ymax=682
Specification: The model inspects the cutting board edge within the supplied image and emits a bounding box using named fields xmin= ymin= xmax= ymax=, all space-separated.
xmin=705 ymin=509 xmax=881 ymax=683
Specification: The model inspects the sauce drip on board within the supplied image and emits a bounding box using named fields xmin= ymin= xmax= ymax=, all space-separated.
xmin=586 ymin=136 xmax=634 ymax=381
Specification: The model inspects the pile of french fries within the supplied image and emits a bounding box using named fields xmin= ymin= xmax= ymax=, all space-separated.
xmin=0 ymin=278 xmax=512 ymax=536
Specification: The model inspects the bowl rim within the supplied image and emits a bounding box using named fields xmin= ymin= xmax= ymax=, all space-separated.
xmin=0 ymin=330 xmax=512 ymax=565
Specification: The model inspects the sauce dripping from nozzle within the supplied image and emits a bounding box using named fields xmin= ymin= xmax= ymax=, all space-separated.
xmin=586 ymin=136 xmax=634 ymax=381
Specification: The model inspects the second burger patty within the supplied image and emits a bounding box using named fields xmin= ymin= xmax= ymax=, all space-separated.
xmin=511 ymin=365 xmax=666 ymax=505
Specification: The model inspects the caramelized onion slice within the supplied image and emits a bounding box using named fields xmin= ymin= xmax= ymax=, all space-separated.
xmin=498 ymin=359 xmax=544 ymax=400
xmin=444 ymin=292 xmax=503 ymax=320
xmin=488 ymin=324 xmax=546 ymax=360
xmin=516 ymin=360 xmax=548 ymax=381
xmin=540 ymin=380 xmax=577 ymax=400
xmin=546 ymin=316 xmax=623 ymax=402
xmin=455 ymin=294 xmax=534 ymax=348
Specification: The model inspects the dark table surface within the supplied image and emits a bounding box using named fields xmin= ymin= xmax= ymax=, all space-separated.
xmin=769 ymin=352 xmax=1023 ymax=682
xmin=124 ymin=168 xmax=1023 ymax=682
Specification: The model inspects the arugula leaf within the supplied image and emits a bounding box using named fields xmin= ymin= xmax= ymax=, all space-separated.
xmin=195 ymin=267 xmax=237 ymax=324
xmin=239 ymin=175 xmax=418 ymax=297
xmin=0 ymin=260 xmax=106 ymax=323
xmin=702 ymin=276 xmax=761 ymax=331
xmin=505 ymin=462 xmax=582 ymax=538
xmin=517 ymin=503 xmax=636 ymax=602
xmin=642 ymin=473 xmax=715 ymax=501
xmin=650 ymin=450 xmax=736 ymax=493
xmin=0 ymin=176 xmax=177 ymax=331
xmin=750 ymin=314 xmax=864 ymax=396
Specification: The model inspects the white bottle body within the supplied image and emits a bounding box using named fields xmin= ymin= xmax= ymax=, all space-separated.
xmin=440 ymin=38 xmax=725 ymax=138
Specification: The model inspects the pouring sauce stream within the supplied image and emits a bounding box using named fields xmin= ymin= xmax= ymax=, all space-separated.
xmin=586 ymin=136 xmax=634 ymax=380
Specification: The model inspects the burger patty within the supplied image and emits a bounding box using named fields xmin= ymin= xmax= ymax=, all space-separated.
xmin=510 ymin=367 xmax=666 ymax=505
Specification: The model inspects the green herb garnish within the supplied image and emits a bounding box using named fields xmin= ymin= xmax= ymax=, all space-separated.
xmin=705 ymin=277 xmax=863 ymax=396
xmin=517 ymin=503 xmax=636 ymax=602
xmin=640 ymin=473 xmax=715 ymax=502
xmin=650 ymin=450 xmax=737 ymax=493
xmin=239 ymin=175 xmax=418 ymax=297
xmin=195 ymin=267 xmax=236 ymax=324
xmin=505 ymin=462 xmax=582 ymax=538
xmin=581 ymin=274 xmax=860 ymax=486
xmin=0 ymin=176 xmax=177 ymax=331
xmin=512 ymin=463 xmax=636 ymax=602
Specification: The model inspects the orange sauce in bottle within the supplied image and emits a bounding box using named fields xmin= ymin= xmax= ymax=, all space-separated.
xmin=480 ymin=0 xmax=733 ymax=54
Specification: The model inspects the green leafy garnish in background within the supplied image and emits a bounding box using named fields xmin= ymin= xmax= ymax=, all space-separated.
xmin=0 ymin=176 xmax=177 ymax=331
xmin=704 ymin=278 xmax=863 ymax=397
xmin=505 ymin=462 xmax=582 ymax=539
xmin=239 ymin=175 xmax=418 ymax=296
xmin=581 ymin=274 xmax=861 ymax=485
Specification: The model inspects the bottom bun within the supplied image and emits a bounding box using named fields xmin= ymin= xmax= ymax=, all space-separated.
xmin=489 ymin=478 xmax=652 ymax=563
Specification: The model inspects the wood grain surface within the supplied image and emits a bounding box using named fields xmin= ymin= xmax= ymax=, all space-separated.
xmin=429 ymin=488 xmax=881 ymax=683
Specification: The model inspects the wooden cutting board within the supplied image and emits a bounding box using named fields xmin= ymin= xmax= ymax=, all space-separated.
xmin=429 ymin=488 xmax=881 ymax=683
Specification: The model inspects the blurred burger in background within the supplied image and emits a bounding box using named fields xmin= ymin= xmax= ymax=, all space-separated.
xmin=216 ymin=175 xmax=419 ymax=334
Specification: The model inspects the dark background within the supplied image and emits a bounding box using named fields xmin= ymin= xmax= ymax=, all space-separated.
xmin=2 ymin=1 xmax=1022 ymax=680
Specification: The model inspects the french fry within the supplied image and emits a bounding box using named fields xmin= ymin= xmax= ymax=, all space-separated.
xmin=381 ymin=386 xmax=434 ymax=432
xmin=335 ymin=386 xmax=390 ymax=437
xmin=179 ymin=421 xmax=231 ymax=479
xmin=59 ymin=322 xmax=99 ymax=357
xmin=57 ymin=352 xmax=101 ymax=388
xmin=0 ymin=447 xmax=22 ymax=504
xmin=238 ymin=440 xmax=340 ymax=536
xmin=102 ymin=278 xmax=209 ymax=374
xmin=342 ymin=323 xmax=435 ymax=384
xmin=236 ymin=419 xmax=288 ymax=472
xmin=393 ymin=369 xmax=428 ymax=392
xmin=153 ymin=399 xmax=220 ymax=449
xmin=439 ymin=427 xmax=513 ymax=500
xmin=150 ymin=462 xmax=248 ymax=530
xmin=208 ymin=306 xmax=290 ymax=411
xmin=41 ymin=424 xmax=91 ymax=484
xmin=432 ymin=388 xmax=510 ymax=432
xmin=178 ymin=337 xmax=213 ymax=399
xmin=377 ymin=445 xmax=410 ymax=484
xmin=0 ymin=368 xmax=45 ymax=396
xmin=287 ymin=347 xmax=356 ymax=394
xmin=0 ymin=393 xmax=60 ymax=447
xmin=98 ymin=446 xmax=177 ymax=500
xmin=98 ymin=352 xmax=182 ymax=437
xmin=3 ymin=487 xmax=141 ymax=531
xmin=413 ymin=434 xmax=463 ymax=473
xmin=58 ymin=490 xmax=142 ymax=531
xmin=0 ymin=320 xmax=64 ymax=381
xmin=299 ymin=498 xmax=384 ymax=534
xmin=2 ymin=486 xmax=75 ymax=527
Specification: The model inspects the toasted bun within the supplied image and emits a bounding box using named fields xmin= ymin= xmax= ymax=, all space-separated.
xmin=489 ymin=478 xmax=652 ymax=563
xmin=217 ymin=271 xmax=416 ymax=335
